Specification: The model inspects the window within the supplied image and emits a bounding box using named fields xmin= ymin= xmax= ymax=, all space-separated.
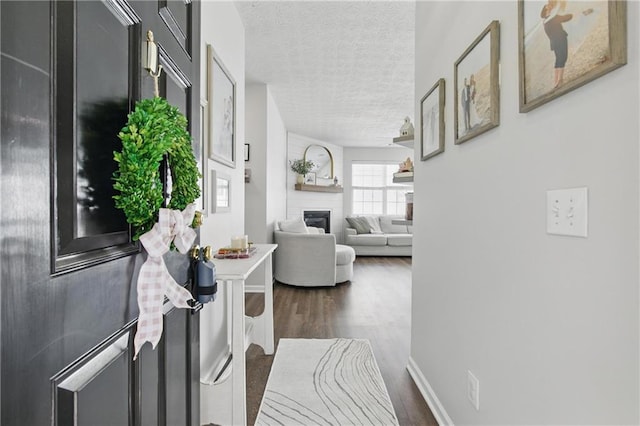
xmin=351 ymin=163 xmax=412 ymax=215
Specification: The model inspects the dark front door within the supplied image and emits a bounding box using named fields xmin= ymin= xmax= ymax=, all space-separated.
xmin=0 ymin=1 xmax=201 ymax=424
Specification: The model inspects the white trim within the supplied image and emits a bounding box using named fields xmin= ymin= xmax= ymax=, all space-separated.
xmin=407 ymin=357 xmax=454 ymax=426
xmin=244 ymin=284 xmax=265 ymax=293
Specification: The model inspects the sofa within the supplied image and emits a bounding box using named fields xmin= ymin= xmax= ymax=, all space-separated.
xmin=344 ymin=215 xmax=412 ymax=256
xmin=273 ymin=218 xmax=356 ymax=287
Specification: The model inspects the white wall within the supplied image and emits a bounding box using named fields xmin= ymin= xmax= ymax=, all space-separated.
xmin=287 ymin=133 xmax=344 ymax=242
xmin=244 ymin=83 xmax=287 ymax=287
xmin=245 ymin=83 xmax=287 ymax=244
xmin=200 ymin=1 xmax=245 ymax=250
xmin=245 ymin=84 xmax=268 ymax=243
xmin=265 ymin=87 xmax=288 ymax=237
xmin=198 ymin=0 xmax=245 ymax=386
xmin=410 ymin=2 xmax=639 ymax=425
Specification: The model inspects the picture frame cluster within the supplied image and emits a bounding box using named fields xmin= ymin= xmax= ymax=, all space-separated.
xmin=419 ymin=0 xmax=627 ymax=162
xmin=202 ymin=43 xmax=238 ymax=217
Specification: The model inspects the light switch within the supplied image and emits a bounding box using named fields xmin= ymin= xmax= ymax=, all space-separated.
xmin=546 ymin=187 xmax=588 ymax=237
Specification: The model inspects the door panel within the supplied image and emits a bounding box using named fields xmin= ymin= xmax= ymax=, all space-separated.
xmin=53 ymin=0 xmax=139 ymax=273
xmin=54 ymin=333 xmax=131 ymax=426
xmin=0 ymin=0 xmax=202 ymax=424
xmin=159 ymin=0 xmax=191 ymax=55
xmin=164 ymin=309 xmax=189 ymax=425
xmin=74 ymin=1 xmax=132 ymax=240
xmin=162 ymin=51 xmax=191 ymax=116
xmin=138 ymin=343 xmax=160 ymax=426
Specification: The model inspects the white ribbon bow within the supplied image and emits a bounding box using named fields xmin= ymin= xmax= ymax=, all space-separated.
xmin=133 ymin=203 xmax=197 ymax=359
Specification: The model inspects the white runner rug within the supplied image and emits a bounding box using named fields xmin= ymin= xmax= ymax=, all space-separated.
xmin=256 ymin=338 xmax=399 ymax=426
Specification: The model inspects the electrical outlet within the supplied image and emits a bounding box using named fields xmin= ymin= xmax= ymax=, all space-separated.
xmin=546 ymin=187 xmax=588 ymax=237
xmin=467 ymin=370 xmax=480 ymax=411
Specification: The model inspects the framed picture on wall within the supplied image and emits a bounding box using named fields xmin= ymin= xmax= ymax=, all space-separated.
xmin=304 ymin=172 xmax=317 ymax=185
xmin=518 ymin=0 xmax=627 ymax=113
xmin=210 ymin=169 xmax=231 ymax=213
xmin=420 ymin=78 xmax=445 ymax=161
xmin=454 ymin=20 xmax=500 ymax=145
xmin=207 ymin=44 xmax=236 ymax=168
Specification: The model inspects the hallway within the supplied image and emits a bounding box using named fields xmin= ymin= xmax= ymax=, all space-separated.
xmin=244 ymin=257 xmax=437 ymax=425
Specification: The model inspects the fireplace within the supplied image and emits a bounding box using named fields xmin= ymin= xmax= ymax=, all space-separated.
xmin=303 ymin=210 xmax=331 ymax=233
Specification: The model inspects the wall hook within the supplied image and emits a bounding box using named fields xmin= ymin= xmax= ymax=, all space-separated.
xmin=144 ymin=30 xmax=162 ymax=97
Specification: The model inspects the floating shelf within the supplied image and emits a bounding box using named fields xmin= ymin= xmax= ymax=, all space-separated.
xmin=393 ymin=135 xmax=414 ymax=149
xmin=294 ymin=183 xmax=343 ymax=193
xmin=392 ymin=173 xmax=413 ymax=183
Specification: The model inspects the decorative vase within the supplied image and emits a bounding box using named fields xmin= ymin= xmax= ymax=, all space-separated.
xmin=297 ymin=174 xmax=304 ymax=184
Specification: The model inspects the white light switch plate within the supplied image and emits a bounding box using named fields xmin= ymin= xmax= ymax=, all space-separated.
xmin=546 ymin=187 xmax=588 ymax=237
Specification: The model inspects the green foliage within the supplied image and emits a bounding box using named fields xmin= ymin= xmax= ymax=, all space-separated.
xmin=113 ymin=97 xmax=201 ymax=240
xmin=289 ymin=158 xmax=315 ymax=175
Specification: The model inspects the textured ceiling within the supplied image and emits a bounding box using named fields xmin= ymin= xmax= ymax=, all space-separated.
xmin=234 ymin=1 xmax=415 ymax=147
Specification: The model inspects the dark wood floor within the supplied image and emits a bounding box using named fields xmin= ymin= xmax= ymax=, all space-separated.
xmin=245 ymin=256 xmax=438 ymax=425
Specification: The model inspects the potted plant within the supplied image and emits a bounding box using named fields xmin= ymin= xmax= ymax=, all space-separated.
xmin=290 ymin=158 xmax=315 ymax=184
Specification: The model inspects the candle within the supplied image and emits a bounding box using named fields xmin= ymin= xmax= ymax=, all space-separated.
xmin=231 ymin=235 xmax=248 ymax=249
xmin=231 ymin=236 xmax=242 ymax=249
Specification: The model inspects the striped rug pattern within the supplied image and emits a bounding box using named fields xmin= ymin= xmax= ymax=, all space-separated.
xmin=256 ymin=338 xmax=399 ymax=426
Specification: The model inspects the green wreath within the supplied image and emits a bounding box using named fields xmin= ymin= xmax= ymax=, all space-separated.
xmin=113 ymin=97 xmax=201 ymax=240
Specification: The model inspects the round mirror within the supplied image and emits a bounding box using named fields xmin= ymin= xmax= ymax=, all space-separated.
xmin=304 ymin=145 xmax=333 ymax=179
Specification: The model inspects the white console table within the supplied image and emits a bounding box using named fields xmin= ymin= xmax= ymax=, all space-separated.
xmin=201 ymin=243 xmax=277 ymax=426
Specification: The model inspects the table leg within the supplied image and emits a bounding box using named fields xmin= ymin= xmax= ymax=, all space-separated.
xmin=263 ymin=254 xmax=275 ymax=355
xmin=231 ymin=278 xmax=247 ymax=426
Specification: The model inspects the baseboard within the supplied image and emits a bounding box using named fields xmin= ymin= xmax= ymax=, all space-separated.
xmin=407 ymin=357 xmax=454 ymax=426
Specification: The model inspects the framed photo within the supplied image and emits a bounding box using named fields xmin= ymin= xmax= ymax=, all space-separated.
xmin=518 ymin=1 xmax=626 ymax=113
xmin=207 ymin=44 xmax=236 ymax=168
xmin=454 ymin=20 xmax=500 ymax=145
xmin=244 ymin=143 xmax=250 ymax=162
xmin=304 ymin=172 xmax=317 ymax=185
xmin=420 ymin=78 xmax=446 ymax=161
xmin=210 ymin=169 xmax=231 ymax=213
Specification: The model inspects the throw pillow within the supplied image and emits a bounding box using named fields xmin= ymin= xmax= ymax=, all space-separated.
xmin=364 ymin=216 xmax=383 ymax=234
xmin=346 ymin=216 xmax=371 ymax=234
xmin=278 ymin=218 xmax=309 ymax=234
xmin=379 ymin=215 xmax=408 ymax=234
xmin=306 ymin=227 xmax=326 ymax=234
